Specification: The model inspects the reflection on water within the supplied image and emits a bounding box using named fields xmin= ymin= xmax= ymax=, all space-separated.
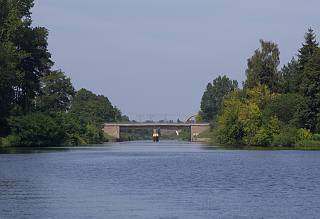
xmin=1 ymin=140 xmax=320 ymax=218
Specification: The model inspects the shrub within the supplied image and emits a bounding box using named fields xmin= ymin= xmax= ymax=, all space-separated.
xmin=4 ymin=135 xmax=21 ymax=146
xmin=263 ymin=93 xmax=305 ymax=124
xmin=8 ymin=112 xmax=98 ymax=147
xmin=253 ymin=127 xmax=272 ymax=146
xmin=83 ymin=124 xmax=104 ymax=144
xmin=297 ymin=128 xmax=312 ymax=141
xmin=296 ymin=140 xmax=320 ymax=148
xmin=56 ymin=113 xmax=85 ymax=146
xmin=312 ymin=134 xmax=320 ymax=141
xmin=9 ymin=112 xmax=66 ymax=146
xmin=272 ymin=126 xmax=298 ymax=147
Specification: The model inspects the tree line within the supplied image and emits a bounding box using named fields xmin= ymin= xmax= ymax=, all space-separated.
xmin=0 ymin=0 xmax=128 ymax=147
xmin=200 ymin=28 xmax=320 ymax=147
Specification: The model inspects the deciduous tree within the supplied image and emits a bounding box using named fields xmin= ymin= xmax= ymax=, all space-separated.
xmin=244 ymin=40 xmax=280 ymax=92
xmin=36 ymin=70 xmax=75 ymax=112
xmin=200 ymin=75 xmax=238 ymax=122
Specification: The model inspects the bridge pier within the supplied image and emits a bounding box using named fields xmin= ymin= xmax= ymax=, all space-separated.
xmin=190 ymin=124 xmax=210 ymax=142
xmin=103 ymin=125 xmax=120 ymax=140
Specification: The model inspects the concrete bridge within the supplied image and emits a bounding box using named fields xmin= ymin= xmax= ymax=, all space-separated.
xmin=103 ymin=123 xmax=210 ymax=142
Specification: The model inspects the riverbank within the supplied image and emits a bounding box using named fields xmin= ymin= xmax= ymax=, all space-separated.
xmin=217 ymin=145 xmax=320 ymax=150
xmin=205 ymin=141 xmax=320 ymax=150
xmin=199 ymin=129 xmax=320 ymax=150
xmin=3 ymin=135 xmax=320 ymax=150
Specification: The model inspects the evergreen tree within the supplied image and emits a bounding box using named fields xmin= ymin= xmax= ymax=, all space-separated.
xmin=300 ymin=48 xmax=320 ymax=131
xmin=298 ymin=28 xmax=319 ymax=70
xmin=295 ymin=28 xmax=319 ymax=92
xmin=279 ymin=58 xmax=299 ymax=93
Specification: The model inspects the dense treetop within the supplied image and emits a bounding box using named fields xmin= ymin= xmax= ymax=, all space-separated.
xmin=244 ymin=40 xmax=280 ymax=92
xmin=200 ymin=75 xmax=238 ymax=122
xmin=70 ymin=88 xmax=122 ymax=125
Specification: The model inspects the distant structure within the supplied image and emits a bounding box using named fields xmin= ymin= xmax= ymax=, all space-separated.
xmin=103 ymin=122 xmax=210 ymax=142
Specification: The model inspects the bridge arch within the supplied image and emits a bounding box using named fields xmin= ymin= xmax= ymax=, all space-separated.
xmin=185 ymin=114 xmax=197 ymax=123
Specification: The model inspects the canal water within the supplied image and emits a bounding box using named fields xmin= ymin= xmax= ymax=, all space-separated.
xmin=1 ymin=141 xmax=320 ymax=218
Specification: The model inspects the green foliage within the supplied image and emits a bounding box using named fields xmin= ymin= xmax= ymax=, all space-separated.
xmin=56 ymin=113 xmax=86 ymax=146
xmin=252 ymin=117 xmax=281 ymax=146
xmin=298 ymin=28 xmax=319 ymax=72
xmin=179 ymin=129 xmax=191 ymax=141
xmin=272 ymin=126 xmax=298 ymax=147
xmin=296 ymin=140 xmax=320 ymax=148
xmin=0 ymin=1 xmax=126 ymax=146
xmin=8 ymin=112 xmax=105 ymax=146
xmin=216 ymin=91 xmax=244 ymax=145
xmin=263 ymin=93 xmax=305 ymax=125
xmin=244 ymin=85 xmax=273 ymax=109
xmin=200 ymin=75 xmax=238 ymax=121
xmin=12 ymin=21 xmax=53 ymax=112
xmin=240 ymin=102 xmax=262 ymax=145
xmin=120 ymin=115 xmax=130 ymax=122
xmin=215 ymin=83 xmax=318 ymax=147
xmin=0 ymin=0 xmax=52 ymax=133
xmin=68 ymin=88 xmax=130 ymax=144
xmin=205 ymin=29 xmax=320 ymax=148
xmin=120 ymin=129 xmax=151 ymax=141
xmin=278 ymin=29 xmax=319 ymax=94
xmin=244 ymin=40 xmax=281 ymax=92
xmin=297 ymin=128 xmax=312 ymax=141
xmin=36 ymin=70 xmax=75 ymax=112
xmin=9 ymin=112 xmax=66 ymax=146
xmin=195 ymin=113 xmax=204 ymax=123
xmin=0 ymin=135 xmax=20 ymax=147
xmin=279 ymin=58 xmax=299 ymax=93
xmin=312 ymin=134 xmax=320 ymax=141
xmin=277 ymin=29 xmax=319 ymax=94
xmin=71 ymin=88 xmax=120 ymax=125
xmin=216 ymin=86 xmax=282 ymax=146
xmin=0 ymin=42 xmax=19 ymax=135
xmin=300 ymin=48 xmax=320 ymax=131
xmin=83 ymin=123 xmax=104 ymax=144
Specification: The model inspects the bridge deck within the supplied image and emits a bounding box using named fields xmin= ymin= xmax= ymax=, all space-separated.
xmin=104 ymin=123 xmax=210 ymax=128
xmin=103 ymin=123 xmax=210 ymax=141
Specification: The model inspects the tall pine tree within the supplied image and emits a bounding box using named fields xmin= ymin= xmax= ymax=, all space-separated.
xmin=298 ymin=28 xmax=319 ymax=70
xmin=295 ymin=28 xmax=319 ymax=92
xmin=300 ymin=48 xmax=320 ymax=131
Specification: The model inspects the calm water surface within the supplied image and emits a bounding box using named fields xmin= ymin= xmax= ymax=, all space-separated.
xmin=1 ymin=141 xmax=320 ymax=218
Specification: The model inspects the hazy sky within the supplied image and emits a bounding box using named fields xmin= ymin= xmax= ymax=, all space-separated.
xmin=32 ymin=0 xmax=319 ymax=121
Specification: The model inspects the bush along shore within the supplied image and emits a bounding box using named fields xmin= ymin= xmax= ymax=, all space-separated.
xmin=198 ymin=29 xmax=320 ymax=149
